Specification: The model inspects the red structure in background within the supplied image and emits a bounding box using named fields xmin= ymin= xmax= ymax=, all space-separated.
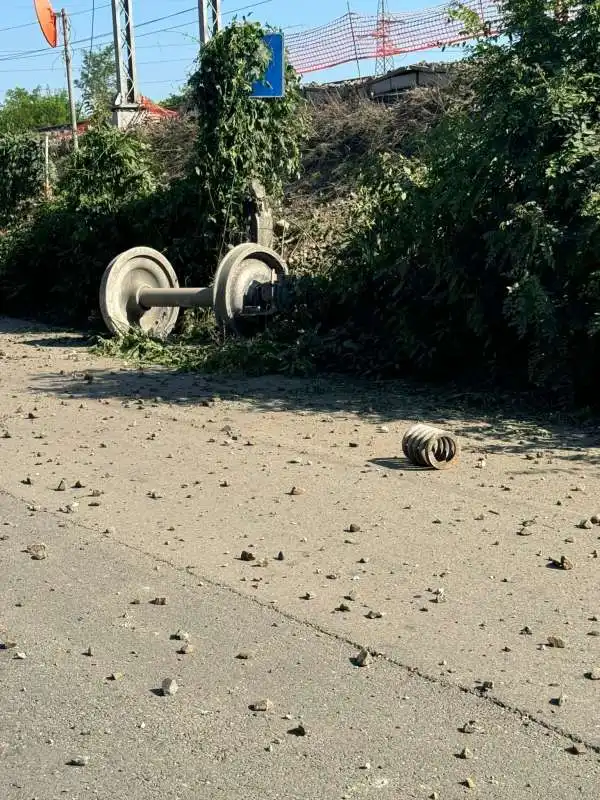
xmin=38 ymin=96 xmax=177 ymax=140
xmin=286 ymin=0 xmax=500 ymax=75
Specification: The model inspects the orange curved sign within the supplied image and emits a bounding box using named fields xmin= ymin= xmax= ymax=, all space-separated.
xmin=34 ymin=0 xmax=58 ymax=48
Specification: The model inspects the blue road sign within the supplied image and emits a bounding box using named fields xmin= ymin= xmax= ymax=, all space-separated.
xmin=251 ymin=33 xmax=285 ymax=99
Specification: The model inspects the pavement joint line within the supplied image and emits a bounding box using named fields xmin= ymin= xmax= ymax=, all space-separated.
xmin=1 ymin=485 xmax=596 ymax=756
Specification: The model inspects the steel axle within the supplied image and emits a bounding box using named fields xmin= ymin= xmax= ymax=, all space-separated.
xmin=137 ymin=286 xmax=214 ymax=310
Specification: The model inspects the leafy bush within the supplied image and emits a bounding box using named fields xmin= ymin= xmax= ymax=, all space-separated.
xmin=302 ymin=0 xmax=600 ymax=405
xmin=58 ymin=123 xmax=157 ymax=205
xmin=0 ymin=134 xmax=44 ymax=227
xmin=189 ymin=21 xmax=307 ymax=251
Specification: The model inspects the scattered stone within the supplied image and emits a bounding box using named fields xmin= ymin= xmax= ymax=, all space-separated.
xmin=336 ymin=603 xmax=351 ymax=613
xmin=354 ymin=648 xmax=372 ymax=667
xmin=26 ymin=543 xmax=47 ymax=560
xmin=68 ymin=756 xmax=89 ymax=767
xmin=578 ymin=519 xmax=593 ymax=530
xmin=288 ymin=723 xmax=308 ymax=737
xmin=161 ymin=678 xmax=178 ymax=696
xmin=150 ymin=597 xmax=167 ymax=606
xmin=365 ymin=610 xmax=384 ymax=619
xmin=55 ymin=479 xmax=66 ymax=492
xmin=459 ymin=747 xmax=473 ymax=760
xmin=240 ymin=550 xmax=256 ymax=562
xmin=107 ymin=672 xmax=123 ymax=681
xmin=289 ymin=486 xmax=305 ymax=496
xmin=552 ymin=694 xmax=567 ymax=707
xmin=347 ymin=523 xmax=361 ymax=533
xmin=171 ymin=630 xmax=190 ymax=641
xmin=275 ymin=551 xmax=285 ymax=561
xmin=549 ymin=555 xmax=574 ymax=570
xmin=72 ymin=480 xmax=85 ymax=489
xmin=588 ymin=630 xmax=600 ymax=637
xmin=585 ymin=668 xmax=600 ymax=680
xmin=83 ymin=646 xmax=93 ymax=657
xmin=14 ymin=652 xmax=26 ymax=660
xmin=547 ymin=635 xmax=566 ymax=648
xmin=460 ymin=720 xmax=484 ymax=734
xmin=21 ymin=477 xmax=33 ymax=486
xmin=250 ymin=698 xmax=273 ymax=712
xmin=569 ymin=742 xmax=587 ymax=755
xmin=301 ymin=592 xmax=316 ymax=600
xmin=359 ymin=762 xmax=371 ymax=770
xmin=591 ymin=514 xmax=600 ymax=525
xmin=464 ymin=777 xmax=476 ymax=789
xmin=178 ymin=643 xmax=194 ymax=655
xmin=520 ymin=626 xmax=533 ymax=635
xmin=236 ymin=652 xmax=252 ymax=660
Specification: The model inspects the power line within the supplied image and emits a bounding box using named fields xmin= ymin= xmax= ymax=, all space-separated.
xmin=0 ymin=3 xmax=111 ymax=35
xmin=0 ymin=0 xmax=273 ymax=62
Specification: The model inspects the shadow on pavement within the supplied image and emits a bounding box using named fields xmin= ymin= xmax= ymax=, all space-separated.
xmin=3 ymin=315 xmax=599 ymax=466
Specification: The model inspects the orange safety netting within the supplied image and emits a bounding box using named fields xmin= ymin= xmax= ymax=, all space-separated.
xmin=286 ymin=1 xmax=501 ymax=75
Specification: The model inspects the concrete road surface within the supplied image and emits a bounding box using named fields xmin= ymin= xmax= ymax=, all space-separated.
xmin=1 ymin=316 xmax=600 ymax=798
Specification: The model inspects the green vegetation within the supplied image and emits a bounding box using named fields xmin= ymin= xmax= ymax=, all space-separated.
xmin=0 ymin=22 xmax=307 ymax=324
xmin=2 ymin=3 xmax=600 ymax=408
xmin=0 ymin=133 xmax=45 ymax=227
xmin=0 ymin=87 xmax=70 ymax=133
xmin=75 ymin=45 xmax=117 ymax=118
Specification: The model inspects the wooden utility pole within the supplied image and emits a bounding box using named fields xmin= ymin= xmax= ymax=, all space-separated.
xmin=61 ymin=8 xmax=78 ymax=151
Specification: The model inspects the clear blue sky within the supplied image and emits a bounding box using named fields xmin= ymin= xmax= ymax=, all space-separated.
xmin=0 ymin=0 xmax=461 ymax=103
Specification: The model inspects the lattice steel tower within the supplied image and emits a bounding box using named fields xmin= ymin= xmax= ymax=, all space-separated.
xmin=199 ymin=0 xmax=222 ymax=45
xmin=111 ymin=0 xmax=141 ymax=128
xmin=375 ymin=0 xmax=394 ymax=76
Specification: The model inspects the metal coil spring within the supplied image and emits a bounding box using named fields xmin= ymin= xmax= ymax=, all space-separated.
xmin=402 ymin=423 xmax=460 ymax=470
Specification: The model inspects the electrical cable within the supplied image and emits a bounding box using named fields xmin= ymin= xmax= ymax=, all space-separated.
xmin=0 ymin=0 xmax=273 ymax=62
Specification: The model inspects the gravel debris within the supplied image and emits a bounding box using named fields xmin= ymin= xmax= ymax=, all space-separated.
xmin=67 ymin=756 xmax=89 ymax=767
xmin=547 ymin=636 xmax=566 ymax=648
xmin=250 ymin=698 xmax=273 ymax=712
xmin=161 ymin=678 xmax=178 ymax=696
xmin=354 ymin=648 xmax=372 ymax=667
xmin=25 ymin=543 xmax=47 ymax=560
